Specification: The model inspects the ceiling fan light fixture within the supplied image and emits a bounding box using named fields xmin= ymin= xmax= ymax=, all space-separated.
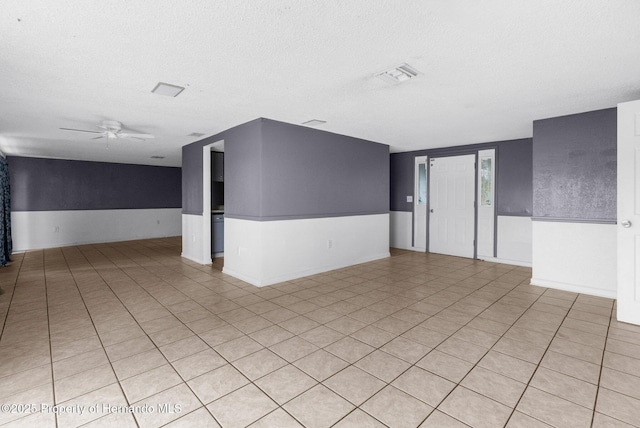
xmin=151 ymin=82 xmax=185 ymax=97
xmin=376 ymin=63 xmax=421 ymax=85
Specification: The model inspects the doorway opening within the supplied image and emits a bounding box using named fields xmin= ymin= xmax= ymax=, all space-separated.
xmin=202 ymin=140 xmax=224 ymax=265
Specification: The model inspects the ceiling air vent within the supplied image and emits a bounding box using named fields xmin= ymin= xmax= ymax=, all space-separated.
xmin=151 ymin=82 xmax=185 ymax=97
xmin=376 ymin=63 xmax=421 ymax=85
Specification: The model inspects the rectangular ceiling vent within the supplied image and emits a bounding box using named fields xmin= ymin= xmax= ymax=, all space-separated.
xmin=376 ymin=63 xmax=421 ymax=85
xmin=150 ymin=156 xmax=165 ymax=159
xmin=151 ymin=82 xmax=185 ymax=97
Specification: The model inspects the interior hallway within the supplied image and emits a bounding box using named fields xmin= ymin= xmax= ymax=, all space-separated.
xmin=0 ymin=238 xmax=638 ymax=427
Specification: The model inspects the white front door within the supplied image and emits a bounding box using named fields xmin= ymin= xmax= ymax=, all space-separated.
xmin=414 ymin=156 xmax=428 ymax=249
xmin=429 ymin=154 xmax=476 ymax=258
xmin=617 ymin=100 xmax=640 ymax=325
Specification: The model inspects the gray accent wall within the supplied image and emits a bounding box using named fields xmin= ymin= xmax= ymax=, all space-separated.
xmin=532 ymin=108 xmax=616 ymax=222
xmin=182 ymin=140 xmax=206 ymax=215
xmin=257 ymin=119 xmax=389 ymax=220
xmin=182 ymin=118 xmax=389 ymax=221
xmin=9 ymin=156 xmax=181 ymax=211
xmin=497 ymin=139 xmax=533 ymax=216
xmin=182 ymin=119 xmax=263 ymax=216
xmin=224 ymin=121 xmax=264 ymax=219
xmin=390 ymin=152 xmax=416 ymax=213
xmin=390 ymin=139 xmax=533 ymax=216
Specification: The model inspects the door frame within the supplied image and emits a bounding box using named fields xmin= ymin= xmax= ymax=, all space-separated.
xmin=413 ymin=145 xmax=498 ymax=258
xmin=202 ymin=140 xmax=224 ymax=264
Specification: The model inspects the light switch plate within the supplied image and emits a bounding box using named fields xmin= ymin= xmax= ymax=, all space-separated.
xmin=407 ymin=196 xmax=413 ymax=203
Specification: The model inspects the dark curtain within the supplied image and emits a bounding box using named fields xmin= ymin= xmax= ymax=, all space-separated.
xmin=0 ymin=157 xmax=12 ymax=267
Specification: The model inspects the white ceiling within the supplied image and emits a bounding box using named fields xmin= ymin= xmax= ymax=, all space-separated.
xmin=1 ymin=0 xmax=640 ymax=167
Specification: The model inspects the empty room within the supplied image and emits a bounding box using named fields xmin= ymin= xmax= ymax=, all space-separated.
xmin=1 ymin=1 xmax=640 ymax=427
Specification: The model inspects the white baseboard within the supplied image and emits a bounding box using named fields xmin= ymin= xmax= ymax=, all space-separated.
xmin=224 ymin=251 xmax=390 ymax=287
xmin=530 ymin=278 xmax=616 ymax=299
xmin=479 ymin=256 xmax=532 ymax=268
xmin=180 ymin=252 xmax=212 ymax=265
xmin=389 ymin=246 xmax=426 ymax=252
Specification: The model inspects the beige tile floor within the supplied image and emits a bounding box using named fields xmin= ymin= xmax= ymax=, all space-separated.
xmin=0 ymin=237 xmax=639 ymax=427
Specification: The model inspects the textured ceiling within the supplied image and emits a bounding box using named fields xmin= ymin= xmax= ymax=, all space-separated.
xmin=1 ymin=0 xmax=640 ymax=167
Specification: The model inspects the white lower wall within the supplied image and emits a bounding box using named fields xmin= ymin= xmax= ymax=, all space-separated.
xmin=390 ymin=211 xmax=533 ymax=265
xmin=223 ymin=214 xmax=390 ymax=287
xmin=531 ymin=221 xmax=616 ymax=299
xmin=390 ymin=211 xmax=413 ymax=250
xmin=494 ymin=215 xmax=532 ymax=266
xmin=181 ymin=213 xmax=211 ymax=265
xmin=12 ymin=208 xmax=181 ymax=252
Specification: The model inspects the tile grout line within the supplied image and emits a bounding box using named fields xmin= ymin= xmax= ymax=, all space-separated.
xmin=58 ymin=245 xmax=144 ymax=428
xmin=74 ymin=244 xmax=226 ymax=426
xmin=502 ymin=291 xmax=592 ymax=427
xmin=85 ymin=242 xmax=302 ymax=427
xmin=8 ymin=241 xmax=632 ymax=428
xmin=329 ymin=261 xmax=528 ymax=426
xmin=412 ymin=274 xmax=540 ymax=426
xmin=590 ymin=302 xmax=614 ymax=428
xmin=42 ymin=249 xmax=60 ymax=428
xmin=0 ymin=252 xmax=24 ymax=351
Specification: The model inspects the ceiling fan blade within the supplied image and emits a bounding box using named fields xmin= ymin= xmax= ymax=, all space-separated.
xmin=118 ymin=132 xmax=155 ymax=139
xmin=91 ymin=136 xmax=105 ymax=140
xmin=60 ymin=127 xmax=102 ymax=134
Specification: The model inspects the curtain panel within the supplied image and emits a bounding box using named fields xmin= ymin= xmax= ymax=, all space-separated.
xmin=0 ymin=157 xmax=11 ymax=267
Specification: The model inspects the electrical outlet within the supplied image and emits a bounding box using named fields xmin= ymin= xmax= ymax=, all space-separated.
xmin=157 ymin=220 xmax=160 ymax=225
xmin=327 ymin=239 xmax=333 ymax=249
xmin=192 ymin=234 xmax=196 ymax=242
xmin=53 ymin=226 xmax=59 ymax=233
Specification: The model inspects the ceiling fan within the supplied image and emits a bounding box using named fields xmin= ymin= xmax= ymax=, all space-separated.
xmin=60 ymin=120 xmax=154 ymax=141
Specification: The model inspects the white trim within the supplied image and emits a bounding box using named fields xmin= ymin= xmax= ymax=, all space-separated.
xmin=479 ymin=257 xmax=532 ymax=268
xmin=223 ymin=251 xmax=389 ymax=287
xmin=530 ymin=278 xmax=616 ymax=299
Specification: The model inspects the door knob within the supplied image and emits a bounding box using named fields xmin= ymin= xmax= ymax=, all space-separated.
xmin=621 ymin=220 xmax=632 ymax=228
